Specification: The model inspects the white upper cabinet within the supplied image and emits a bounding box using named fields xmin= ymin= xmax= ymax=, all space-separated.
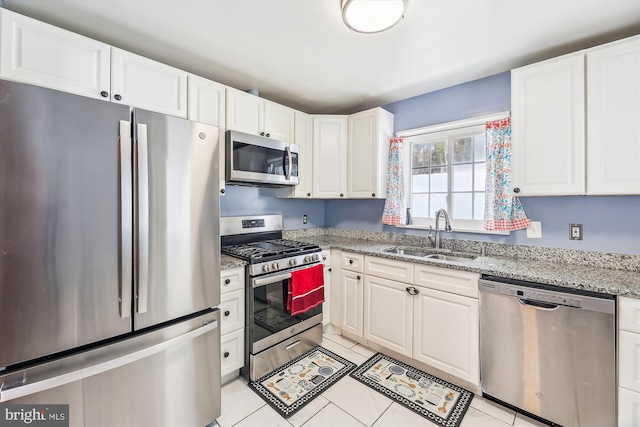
xmin=111 ymin=48 xmax=187 ymax=118
xmin=313 ymin=115 xmax=348 ymax=198
xmin=586 ymin=35 xmax=640 ymax=195
xmin=188 ymin=74 xmax=227 ymax=195
xmin=511 ymin=51 xmax=586 ymax=196
xmin=279 ymin=111 xmax=314 ymax=198
xmin=347 ymin=107 xmax=394 ymax=198
xmin=0 ymin=8 xmax=111 ymax=100
xmin=226 ymin=88 xmax=295 ymax=143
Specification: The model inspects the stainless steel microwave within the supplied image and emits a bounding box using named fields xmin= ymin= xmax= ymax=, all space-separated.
xmin=226 ymin=130 xmax=299 ymax=187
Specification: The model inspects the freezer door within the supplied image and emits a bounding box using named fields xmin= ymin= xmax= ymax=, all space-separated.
xmin=133 ymin=109 xmax=220 ymax=329
xmin=0 ymin=80 xmax=133 ymax=368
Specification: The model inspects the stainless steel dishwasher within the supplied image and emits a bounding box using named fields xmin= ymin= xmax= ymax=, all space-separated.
xmin=479 ymin=276 xmax=616 ymax=427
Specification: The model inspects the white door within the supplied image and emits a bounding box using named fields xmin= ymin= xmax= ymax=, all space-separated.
xmin=340 ymin=270 xmax=363 ymax=338
xmin=323 ymin=264 xmax=332 ymax=326
xmin=111 ymin=48 xmax=187 ymax=117
xmin=264 ymin=100 xmax=295 ymax=142
xmin=619 ymin=387 xmax=640 ymax=427
xmin=587 ymin=35 xmax=640 ymax=195
xmin=413 ymin=287 xmax=479 ymax=385
xmin=313 ymin=116 xmax=348 ymax=198
xmin=187 ymin=74 xmax=227 ymax=196
xmin=511 ymin=51 xmax=585 ymax=195
xmin=226 ymin=88 xmax=264 ymax=136
xmin=294 ymin=111 xmax=314 ymax=198
xmin=0 ymin=8 xmax=111 ymax=101
xmin=364 ymin=275 xmax=413 ymax=356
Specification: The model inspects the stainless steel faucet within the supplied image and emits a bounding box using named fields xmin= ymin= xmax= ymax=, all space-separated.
xmin=434 ymin=209 xmax=452 ymax=249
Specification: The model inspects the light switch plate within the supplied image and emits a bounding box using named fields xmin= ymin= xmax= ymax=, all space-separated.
xmin=526 ymin=221 xmax=542 ymax=238
xmin=570 ymin=224 xmax=583 ymax=240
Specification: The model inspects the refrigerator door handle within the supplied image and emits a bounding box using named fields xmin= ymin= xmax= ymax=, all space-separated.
xmin=119 ymin=120 xmax=133 ymax=318
xmin=0 ymin=320 xmax=218 ymax=402
xmin=136 ymin=123 xmax=150 ymax=314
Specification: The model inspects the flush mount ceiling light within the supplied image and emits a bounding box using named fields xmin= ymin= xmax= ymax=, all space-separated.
xmin=342 ymin=0 xmax=407 ymax=34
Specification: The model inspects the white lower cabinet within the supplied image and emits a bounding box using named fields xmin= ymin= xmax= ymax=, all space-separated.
xmin=322 ymin=250 xmax=332 ymax=326
xmin=341 ymin=269 xmax=363 ymax=338
xmin=620 ymin=297 xmax=640 ymax=425
xmin=220 ymin=267 xmax=245 ymax=377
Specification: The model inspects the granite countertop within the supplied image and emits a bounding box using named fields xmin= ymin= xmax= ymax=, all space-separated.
xmin=220 ymin=254 xmax=246 ymax=270
xmin=291 ymin=236 xmax=640 ymax=298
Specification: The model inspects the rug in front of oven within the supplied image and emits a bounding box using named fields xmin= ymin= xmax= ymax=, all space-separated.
xmin=350 ymin=352 xmax=473 ymax=427
xmin=248 ymin=346 xmax=356 ymax=418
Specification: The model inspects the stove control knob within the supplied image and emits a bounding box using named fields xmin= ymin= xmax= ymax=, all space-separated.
xmin=312 ymin=254 xmax=319 ymax=261
xmin=289 ymin=259 xmax=297 ymax=267
xmin=272 ymin=262 xmax=279 ymax=271
xmin=303 ymin=256 xmax=311 ymax=263
xmin=262 ymin=264 xmax=270 ymax=273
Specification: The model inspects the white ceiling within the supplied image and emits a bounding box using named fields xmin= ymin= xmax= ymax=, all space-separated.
xmin=3 ymin=0 xmax=640 ymax=114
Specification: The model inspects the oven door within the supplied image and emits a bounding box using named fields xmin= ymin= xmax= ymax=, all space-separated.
xmin=226 ymin=130 xmax=299 ymax=186
xmin=249 ymin=265 xmax=323 ymax=354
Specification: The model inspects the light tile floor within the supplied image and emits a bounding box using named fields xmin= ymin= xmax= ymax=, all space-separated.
xmin=215 ymin=332 xmax=549 ymax=427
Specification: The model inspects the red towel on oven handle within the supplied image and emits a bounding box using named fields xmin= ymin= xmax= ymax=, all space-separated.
xmin=287 ymin=264 xmax=325 ymax=316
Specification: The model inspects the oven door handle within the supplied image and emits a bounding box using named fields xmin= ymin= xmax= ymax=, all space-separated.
xmin=253 ymin=273 xmax=292 ymax=288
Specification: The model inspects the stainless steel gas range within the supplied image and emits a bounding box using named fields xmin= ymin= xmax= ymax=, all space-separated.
xmin=221 ymin=215 xmax=324 ymax=381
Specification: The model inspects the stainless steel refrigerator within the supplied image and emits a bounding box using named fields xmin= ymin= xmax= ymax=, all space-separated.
xmin=0 ymin=79 xmax=221 ymax=426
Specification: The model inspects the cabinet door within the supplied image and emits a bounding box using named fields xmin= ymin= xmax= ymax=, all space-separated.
xmin=620 ymin=330 xmax=640 ymax=393
xmin=587 ymin=35 xmax=640 ymax=195
xmin=323 ymin=264 xmax=332 ymax=327
xmin=219 ymin=289 xmax=244 ymax=335
xmin=111 ymin=48 xmax=187 ymax=117
xmin=330 ymin=251 xmax=342 ymax=328
xmin=0 ymin=9 xmax=110 ymax=101
xmin=313 ymin=116 xmax=348 ymax=198
xmin=347 ymin=108 xmax=392 ymax=198
xmin=364 ymin=275 xmax=413 ymax=356
xmin=340 ymin=270 xmax=363 ymax=338
xmin=264 ymin=100 xmax=295 ymax=142
xmin=188 ymin=74 xmax=227 ymax=196
xmin=226 ymin=88 xmax=264 ymax=136
xmin=619 ymin=387 xmax=640 ymax=427
xmin=511 ymin=51 xmax=585 ymax=195
xmin=293 ymin=111 xmax=314 ymax=198
xmin=413 ymin=287 xmax=479 ymax=385
xmin=221 ymin=329 xmax=245 ymax=376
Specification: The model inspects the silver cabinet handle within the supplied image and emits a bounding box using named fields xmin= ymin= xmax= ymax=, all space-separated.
xmin=136 ymin=123 xmax=149 ymax=314
xmin=119 ymin=120 xmax=133 ymax=318
xmin=253 ymin=273 xmax=292 ymax=288
xmin=285 ymin=340 xmax=301 ymax=351
xmin=406 ymin=286 xmax=419 ymax=295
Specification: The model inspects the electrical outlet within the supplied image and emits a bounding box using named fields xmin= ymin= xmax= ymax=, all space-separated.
xmin=303 ymin=214 xmax=307 ymax=224
xmin=570 ymin=224 xmax=583 ymax=240
xmin=526 ymin=221 xmax=542 ymax=238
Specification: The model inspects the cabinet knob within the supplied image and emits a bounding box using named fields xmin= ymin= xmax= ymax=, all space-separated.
xmin=114 ymin=94 xmax=122 ymax=101
xmin=224 ymin=278 xmax=231 ymax=285
xmin=340 ymin=193 xmax=344 ymax=197
xmin=514 ymin=187 xmax=521 ymax=193
xmin=221 ymin=189 xmax=226 ymax=194
xmin=349 ymin=259 xmax=354 ymax=264
xmin=328 ymin=268 xmax=332 ymax=272
xmin=357 ymin=275 xmax=361 ymax=280
xmin=266 ymin=133 xmax=270 ymax=138
xmin=260 ymin=132 xmax=265 ymax=136
xmin=307 ymin=193 xmax=311 ymax=197
xmin=372 ymin=193 xmax=375 ymax=197
xmin=406 ymin=286 xmax=419 ymax=295
xmin=223 ymin=351 xmax=230 ymax=358
xmin=100 ymin=91 xmax=109 ymax=98
xmin=323 ymin=256 xmax=326 ymax=260
xmin=224 ymin=310 xmax=230 ymax=317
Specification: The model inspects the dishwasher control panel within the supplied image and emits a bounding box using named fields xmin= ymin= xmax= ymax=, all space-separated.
xmin=498 ymin=286 xmax=582 ymax=307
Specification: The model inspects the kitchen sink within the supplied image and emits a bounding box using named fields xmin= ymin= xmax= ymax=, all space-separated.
xmin=383 ymin=248 xmax=433 ymax=257
xmin=383 ymin=247 xmax=477 ymax=262
xmin=425 ymin=253 xmax=476 ymax=262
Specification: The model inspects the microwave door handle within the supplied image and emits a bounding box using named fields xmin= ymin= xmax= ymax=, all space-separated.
xmin=284 ymin=146 xmax=291 ymax=181
xmin=119 ymin=121 xmax=133 ymax=318
xmin=136 ymin=123 xmax=149 ymax=314
xmin=253 ymin=273 xmax=292 ymax=288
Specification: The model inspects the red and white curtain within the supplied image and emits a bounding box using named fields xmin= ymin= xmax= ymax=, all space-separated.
xmin=382 ymin=136 xmax=406 ymax=226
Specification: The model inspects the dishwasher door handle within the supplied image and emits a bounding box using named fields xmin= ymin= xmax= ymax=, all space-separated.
xmin=517 ymin=298 xmax=559 ymax=311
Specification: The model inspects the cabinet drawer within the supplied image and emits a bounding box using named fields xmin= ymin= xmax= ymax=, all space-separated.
xmin=619 ymin=386 xmax=640 ymax=427
xmin=413 ymin=265 xmax=479 ymax=298
xmin=620 ymin=330 xmax=640 ymax=393
xmin=322 ymin=250 xmax=331 ymax=266
xmin=621 ymin=297 xmax=640 ymax=333
xmin=221 ymin=267 xmax=245 ymax=294
xmin=219 ymin=289 xmax=245 ymax=335
xmin=364 ymin=256 xmax=413 ymax=284
xmin=221 ymin=329 xmax=245 ymax=376
xmin=341 ymin=252 xmax=364 ymax=272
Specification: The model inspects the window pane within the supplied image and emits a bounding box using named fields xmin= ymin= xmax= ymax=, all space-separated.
xmin=453 ymin=137 xmax=473 ymax=163
xmin=453 ymin=164 xmax=472 ymax=191
xmin=430 ymin=166 xmax=448 ymax=192
xmin=452 ymin=193 xmax=473 ymax=219
xmin=430 ymin=194 xmax=447 ymax=217
xmin=412 ymin=168 xmax=430 ymax=192
xmin=431 ymin=140 xmax=448 ymax=166
xmin=474 ymin=162 xmax=486 ymax=192
xmin=474 ymin=134 xmax=486 ymax=161
xmin=474 ymin=193 xmax=485 ymax=220
xmin=412 ymin=194 xmax=429 ymax=217
xmin=412 ymin=143 xmax=431 ymax=168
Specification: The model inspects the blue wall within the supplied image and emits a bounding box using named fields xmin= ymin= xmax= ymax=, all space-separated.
xmin=222 ymin=72 xmax=640 ymax=255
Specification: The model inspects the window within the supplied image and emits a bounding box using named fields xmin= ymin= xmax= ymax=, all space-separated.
xmin=404 ymin=124 xmax=488 ymax=232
